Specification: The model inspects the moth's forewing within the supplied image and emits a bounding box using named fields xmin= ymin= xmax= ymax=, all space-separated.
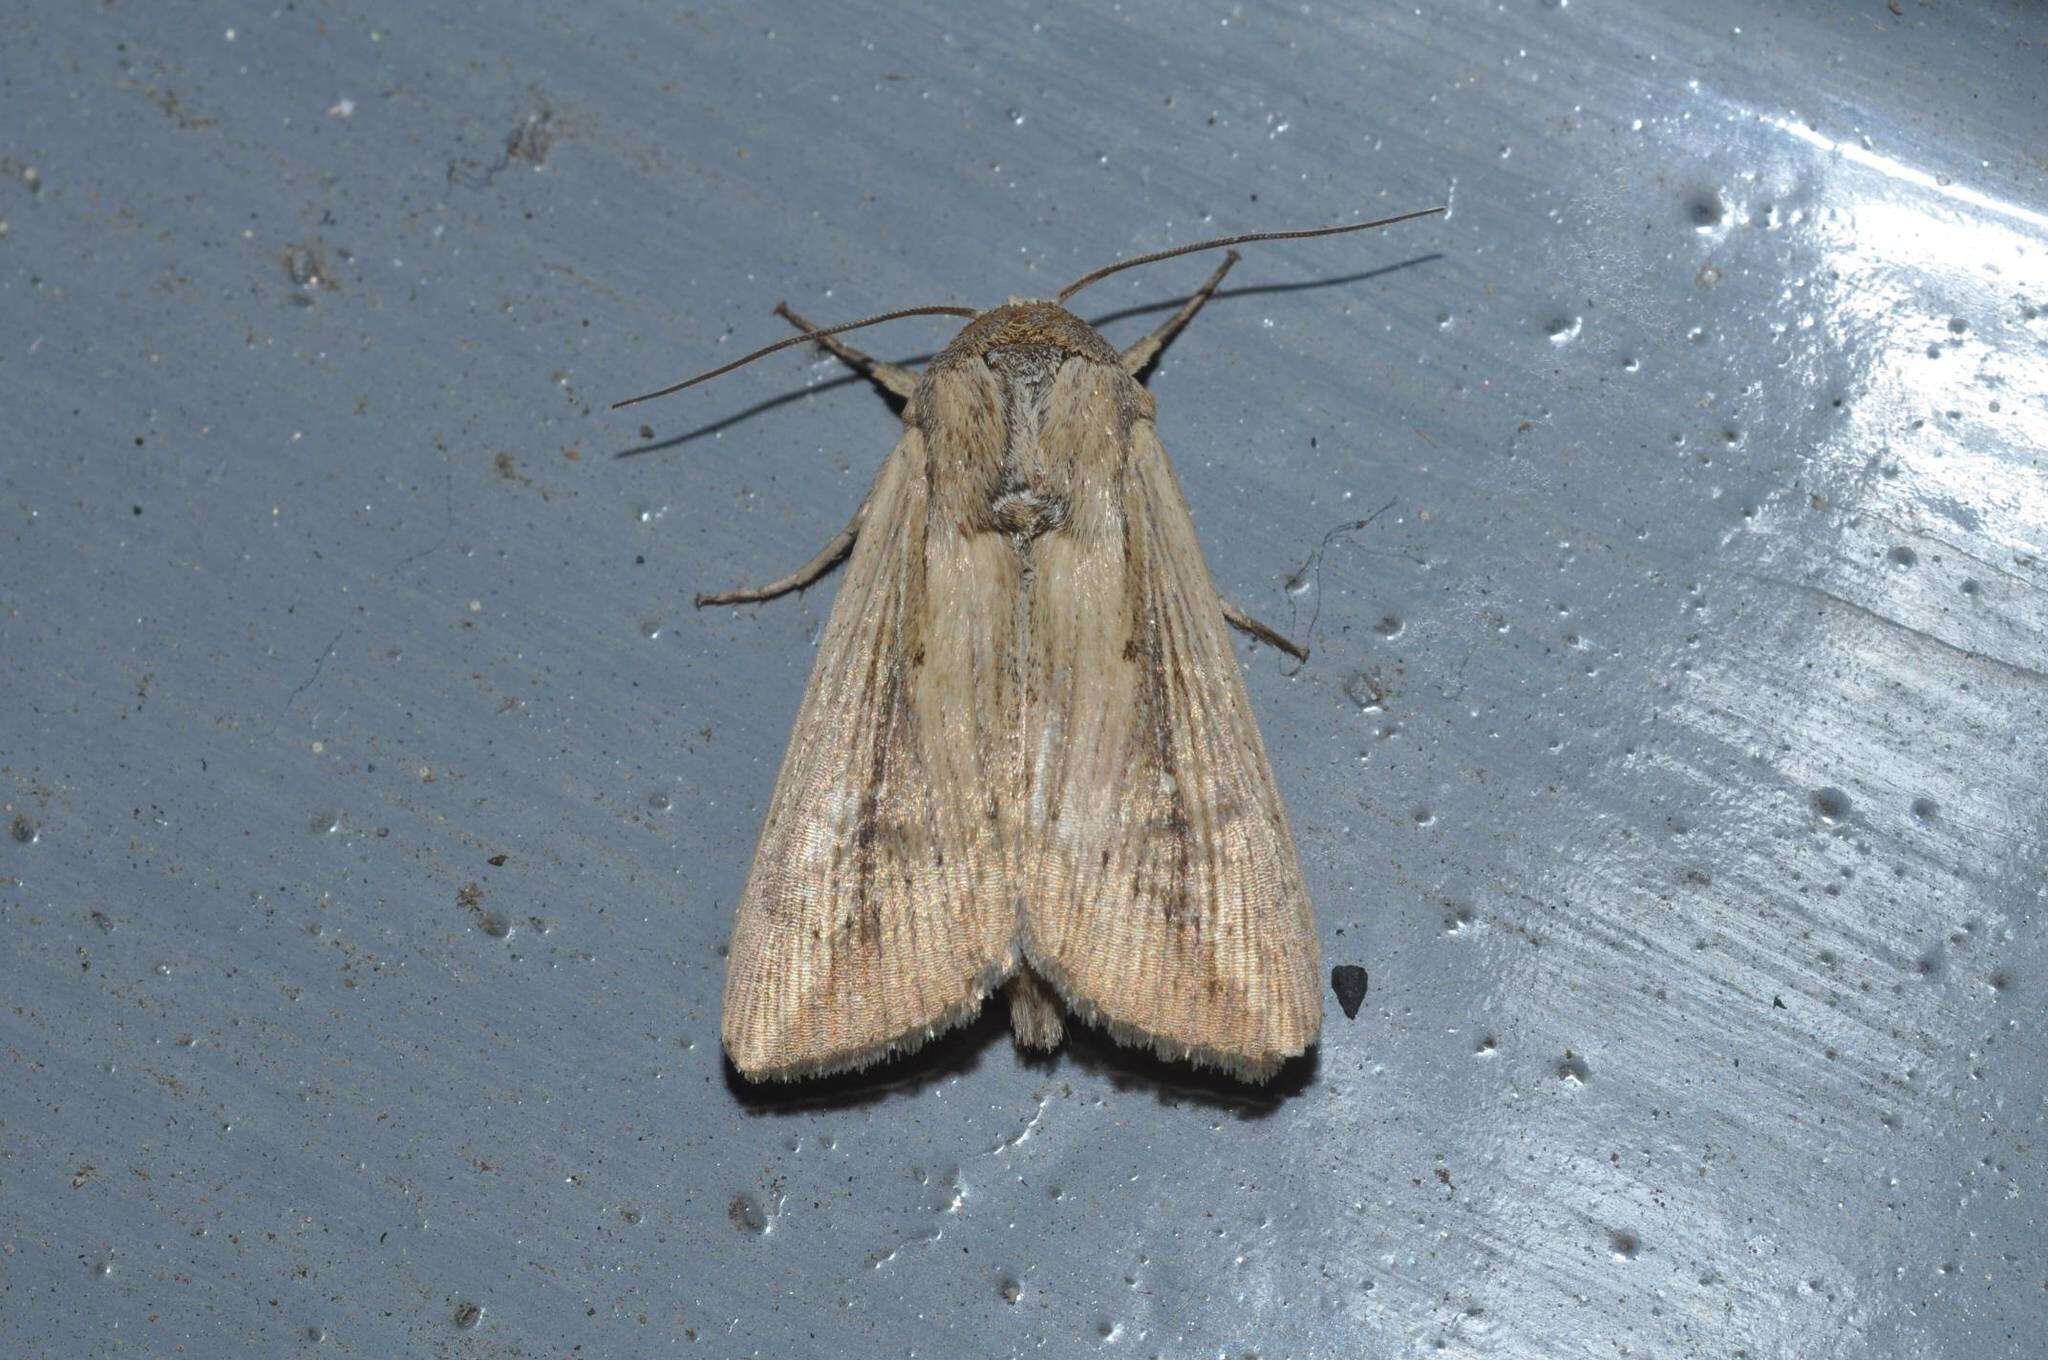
xmin=720 ymin=425 xmax=1017 ymax=1080
xmin=1019 ymin=376 xmax=1321 ymax=1081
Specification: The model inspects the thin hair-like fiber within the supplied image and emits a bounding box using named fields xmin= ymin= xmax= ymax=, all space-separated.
xmin=1054 ymin=206 xmax=1446 ymax=303
xmin=612 ymin=304 xmax=977 ymax=409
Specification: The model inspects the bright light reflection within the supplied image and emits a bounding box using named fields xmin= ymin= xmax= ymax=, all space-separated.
xmin=1761 ymin=112 xmax=2048 ymax=533
xmin=1766 ymin=115 xmax=2048 ymax=235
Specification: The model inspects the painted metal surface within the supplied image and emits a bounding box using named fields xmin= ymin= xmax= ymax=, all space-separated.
xmin=3 ymin=2 xmax=2043 ymax=1356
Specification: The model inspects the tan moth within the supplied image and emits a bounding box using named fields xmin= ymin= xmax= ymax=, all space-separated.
xmin=619 ymin=209 xmax=1443 ymax=1082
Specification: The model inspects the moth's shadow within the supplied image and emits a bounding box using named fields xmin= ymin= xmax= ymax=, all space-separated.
xmin=1059 ymin=1020 xmax=1318 ymax=1118
xmin=724 ymin=1007 xmax=1318 ymax=1118
xmin=615 ymin=254 xmax=1444 ymax=458
xmin=723 ymin=1006 xmax=1009 ymax=1114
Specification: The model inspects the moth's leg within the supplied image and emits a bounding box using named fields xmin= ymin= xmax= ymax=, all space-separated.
xmin=775 ymin=301 xmax=919 ymax=403
xmin=695 ymin=495 xmax=868 ymax=608
xmin=1221 ymin=598 xmax=1309 ymax=662
xmin=1119 ymin=249 xmax=1241 ymax=377
xmin=1005 ymin=965 xmax=1066 ymax=1052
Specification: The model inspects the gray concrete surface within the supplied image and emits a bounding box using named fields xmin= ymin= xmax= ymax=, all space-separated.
xmin=4 ymin=2 xmax=2045 ymax=1356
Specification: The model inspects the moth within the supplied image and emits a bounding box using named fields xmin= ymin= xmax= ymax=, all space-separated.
xmin=619 ymin=208 xmax=1442 ymax=1082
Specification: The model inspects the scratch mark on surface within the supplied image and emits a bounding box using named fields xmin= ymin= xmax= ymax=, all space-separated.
xmin=985 ymin=1097 xmax=1048 ymax=1156
xmin=867 ymin=1229 xmax=944 ymax=1270
xmin=1758 ymin=573 xmax=2048 ymax=686
xmin=391 ymin=464 xmax=455 ymax=574
xmin=288 ymin=628 xmax=347 ymax=707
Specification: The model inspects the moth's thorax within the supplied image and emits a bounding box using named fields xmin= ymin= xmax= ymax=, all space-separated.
xmin=915 ymin=302 xmax=1147 ymax=542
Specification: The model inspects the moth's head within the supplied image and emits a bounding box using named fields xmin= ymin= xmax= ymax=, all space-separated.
xmin=930 ymin=300 xmax=1119 ymax=370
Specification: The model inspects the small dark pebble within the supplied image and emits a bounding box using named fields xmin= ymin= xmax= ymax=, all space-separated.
xmin=487 ymin=853 xmax=508 ymax=867
xmin=1330 ymin=964 xmax=1369 ymax=1019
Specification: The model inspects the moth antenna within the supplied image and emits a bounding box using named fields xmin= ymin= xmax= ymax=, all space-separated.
xmin=612 ymin=303 xmax=979 ymax=409
xmin=1054 ymin=206 xmax=1446 ymax=304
